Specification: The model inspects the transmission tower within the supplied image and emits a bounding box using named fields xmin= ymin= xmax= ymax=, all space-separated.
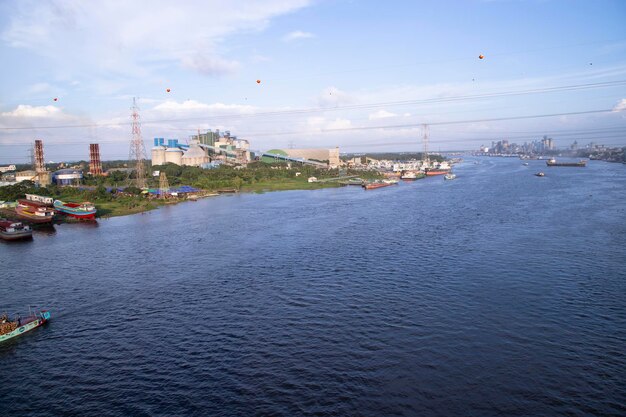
xmin=422 ymin=124 xmax=430 ymax=168
xmin=129 ymin=98 xmax=147 ymax=188
xmin=159 ymin=172 xmax=170 ymax=199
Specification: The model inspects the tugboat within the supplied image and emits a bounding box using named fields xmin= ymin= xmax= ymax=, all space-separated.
xmin=0 ymin=219 xmax=33 ymax=241
xmin=53 ymin=200 xmax=96 ymax=220
xmin=0 ymin=309 xmax=50 ymax=343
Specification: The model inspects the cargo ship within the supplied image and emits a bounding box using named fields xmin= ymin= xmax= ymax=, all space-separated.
xmin=0 ymin=219 xmax=33 ymax=241
xmin=362 ymin=180 xmax=398 ymax=190
xmin=0 ymin=310 xmax=50 ymax=343
xmin=546 ymin=158 xmax=587 ymax=167
xmin=425 ymin=169 xmax=450 ymax=176
xmin=15 ymin=199 xmax=55 ymax=223
xmin=53 ymin=200 xmax=97 ymax=219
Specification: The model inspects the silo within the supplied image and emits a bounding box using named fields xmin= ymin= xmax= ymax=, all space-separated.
xmin=151 ymin=146 xmax=167 ymax=165
xmin=165 ymin=148 xmax=183 ymax=165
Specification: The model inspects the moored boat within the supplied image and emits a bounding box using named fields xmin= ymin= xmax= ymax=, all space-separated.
xmin=15 ymin=199 xmax=55 ymax=223
xmin=0 ymin=219 xmax=32 ymax=240
xmin=0 ymin=310 xmax=50 ymax=343
xmin=425 ymin=169 xmax=450 ymax=176
xmin=53 ymin=200 xmax=96 ymax=220
xmin=401 ymin=171 xmax=426 ymax=180
xmin=362 ymin=180 xmax=397 ymax=190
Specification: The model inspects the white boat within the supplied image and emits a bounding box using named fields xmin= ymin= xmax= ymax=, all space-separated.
xmin=444 ymin=173 xmax=456 ymax=180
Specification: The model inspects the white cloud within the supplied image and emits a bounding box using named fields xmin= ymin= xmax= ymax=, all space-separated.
xmin=1 ymin=0 xmax=312 ymax=79
xmin=181 ymin=55 xmax=241 ymax=76
xmin=152 ymin=100 xmax=255 ymax=114
xmin=613 ymin=98 xmax=626 ymax=112
xmin=282 ymin=30 xmax=315 ymax=42
xmin=1 ymin=104 xmax=64 ymax=118
xmin=369 ymin=110 xmax=397 ymax=120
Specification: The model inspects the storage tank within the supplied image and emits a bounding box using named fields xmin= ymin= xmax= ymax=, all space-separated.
xmin=165 ymin=147 xmax=183 ymax=165
xmin=151 ymin=146 xmax=167 ymax=165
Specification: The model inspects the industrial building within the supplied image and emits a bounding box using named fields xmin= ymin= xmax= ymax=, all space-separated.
xmin=151 ymin=131 xmax=252 ymax=168
xmin=261 ymin=148 xmax=341 ymax=168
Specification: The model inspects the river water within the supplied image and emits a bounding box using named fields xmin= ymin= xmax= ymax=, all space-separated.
xmin=1 ymin=157 xmax=625 ymax=416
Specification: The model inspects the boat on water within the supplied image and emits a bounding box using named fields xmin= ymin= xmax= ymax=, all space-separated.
xmin=15 ymin=199 xmax=55 ymax=223
xmin=523 ymin=162 xmax=529 ymax=166
xmin=535 ymin=172 xmax=545 ymax=177
xmin=0 ymin=310 xmax=50 ymax=343
xmin=53 ymin=200 xmax=96 ymax=220
xmin=444 ymin=173 xmax=457 ymax=180
xmin=0 ymin=219 xmax=32 ymax=241
xmin=425 ymin=169 xmax=450 ymax=176
xmin=546 ymin=158 xmax=586 ymax=167
xmin=362 ymin=180 xmax=397 ymax=190
xmin=401 ymin=171 xmax=426 ymax=180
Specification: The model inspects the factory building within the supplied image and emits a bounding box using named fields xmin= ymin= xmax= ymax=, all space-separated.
xmin=151 ymin=132 xmax=250 ymax=168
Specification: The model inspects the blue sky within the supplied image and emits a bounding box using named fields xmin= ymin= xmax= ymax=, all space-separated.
xmin=0 ymin=0 xmax=625 ymax=163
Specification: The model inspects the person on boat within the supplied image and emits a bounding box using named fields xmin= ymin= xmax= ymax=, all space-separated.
xmin=0 ymin=313 xmax=7 ymax=324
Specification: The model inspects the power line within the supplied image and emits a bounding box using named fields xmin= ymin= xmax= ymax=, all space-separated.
xmin=1 ymin=80 xmax=625 ymax=131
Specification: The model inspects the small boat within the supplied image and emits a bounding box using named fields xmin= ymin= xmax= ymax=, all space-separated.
xmin=0 ymin=310 xmax=50 ymax=343
xmin=535 ymin=172 xmax=545 ymax=177
xmin=0 ymin=219 xmax=33 ymax=241
xmin=523 ymin=162 xmax=529 ymax=166
xmin=444 ymin=173 xmax=457 ymax=180
xmin=53 ymin=200 xmax=96 ymax=220
xmin=15 ymin=199 xmax=55 ymax=223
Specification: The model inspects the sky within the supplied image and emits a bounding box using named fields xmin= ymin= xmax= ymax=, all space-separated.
xmin=0 ymin=0 xmax=625 ymax=164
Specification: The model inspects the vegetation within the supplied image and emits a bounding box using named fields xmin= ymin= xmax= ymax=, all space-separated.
xmin=1 ymin=162 xmax=383 ymax=219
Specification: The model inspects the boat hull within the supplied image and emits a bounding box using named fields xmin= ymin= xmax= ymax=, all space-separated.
xmin=363 ymin=182 xmax=394 ymax=190
xmin=0 ymin=230 xmax=33 ymax=240
xmin=425 ymin=170 xmax=449 ymax=176
xmin=53 ymin=200 xmax=96 ymax=219
xmin=15 ymin=207 xmax=54 ymax=223
xmin=546 ymin=161 xmax=586 ymax=167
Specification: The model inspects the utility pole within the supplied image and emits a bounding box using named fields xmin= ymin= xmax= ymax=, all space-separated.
xmin=422 ymin=124 xmax=430 ymax=168
xmin=129 ymin=98 xmax=147 ymax=188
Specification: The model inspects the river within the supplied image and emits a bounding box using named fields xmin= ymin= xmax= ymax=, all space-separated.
xmin=1 ymin=157 xmax=625 ymax=416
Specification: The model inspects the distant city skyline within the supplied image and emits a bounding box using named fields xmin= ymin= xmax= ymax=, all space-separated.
xmin=1 ymin=0 xmax=625 ymax=164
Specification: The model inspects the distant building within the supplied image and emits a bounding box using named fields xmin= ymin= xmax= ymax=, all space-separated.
xmin=52 ymin=169 xmax=83 ymax=186
xmin=0 ymin=165 xmax=16 ymax=173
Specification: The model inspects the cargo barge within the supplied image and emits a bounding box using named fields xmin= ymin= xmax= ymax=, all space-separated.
xmin=546 ymin=158 xmax=587 ymax=167
xmin=53 ymin=200 xmax=96 ymax=220
xmin=362 ymin=180 xmax=398 ymax=190
xmin=15 ymin=199 xmax=55 ymax=223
